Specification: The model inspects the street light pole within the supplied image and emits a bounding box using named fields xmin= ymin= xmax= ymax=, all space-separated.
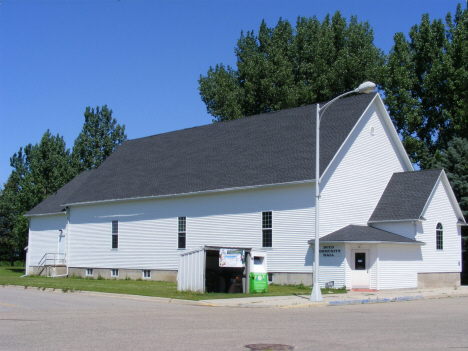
xmin=310 ymin=81 xmax=376 ymax=302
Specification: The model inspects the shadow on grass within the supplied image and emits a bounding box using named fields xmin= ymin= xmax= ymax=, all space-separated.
xmin=5 ymin=268 xmax=25 ymax=274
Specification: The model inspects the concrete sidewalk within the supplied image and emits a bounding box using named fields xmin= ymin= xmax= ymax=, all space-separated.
xmin=198 ymin=286 xmax=468 ymax=308
xmin=3 ymin=284 xmax=467 ymax=309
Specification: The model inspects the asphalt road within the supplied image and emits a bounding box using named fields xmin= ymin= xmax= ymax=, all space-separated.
xmin=1 ymin=287 xmax=468 ymax=350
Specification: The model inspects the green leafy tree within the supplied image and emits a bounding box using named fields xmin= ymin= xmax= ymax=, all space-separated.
xmin=0 ymin=131 xmax=75 ymax=262
xmin=0 ymin=176 xmax=21 ymax=264
xmin=382 ymin=3 xmax=468 ymax=167
xmin=1 ymin=105 xmax=126 ymax=263
xmin=24 ymin=131 xmax=76 ymax=207
xmin=72 ymin=105 xmax=127 ymax=172
xmin=199 ymin=11 xmax=385 ymax=122
xmin=437 ymin=137 xmax=468 ymax=283
xmin=438 ymin=137 xmax=468 ymax=217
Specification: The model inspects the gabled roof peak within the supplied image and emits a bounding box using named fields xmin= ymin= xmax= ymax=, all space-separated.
xmin=367 ymin=169 xmax=466 ymax=224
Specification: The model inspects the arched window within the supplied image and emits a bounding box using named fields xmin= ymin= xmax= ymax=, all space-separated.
xmin=436 ymin=223 xmax=443 ymax=250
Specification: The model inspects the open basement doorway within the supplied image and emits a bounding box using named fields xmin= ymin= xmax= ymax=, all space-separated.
xmin=177 ymin=246 xmax=268 ymax=293
xmin=205 ymin=247 xmax=248 ymax=293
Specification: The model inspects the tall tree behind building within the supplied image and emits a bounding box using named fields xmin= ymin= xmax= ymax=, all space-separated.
xmin=72 ymin=105 xmax=127 ymax=172
xmin=0 ymin=105 xmax=127 ymax=264
xmin=0 ymin=131 xmax=75 ymax=262
xmin=381 ymin=3 xmax=468 ymax=168
xmin=199 ymin=11 xmax=385 ymax=122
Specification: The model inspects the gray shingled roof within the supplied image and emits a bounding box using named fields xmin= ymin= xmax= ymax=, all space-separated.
xmin=26 ymin=92 xmax=377 ymax=215
xmin=368 ymin=169 xmax=442 ymax=222
xmin=308 ymin=225 xmax=423 ymax=244
xmin=62 ymin=92 xmax=377 ymax=206
xmin=25 ymin=170 xmax=94 ymax=216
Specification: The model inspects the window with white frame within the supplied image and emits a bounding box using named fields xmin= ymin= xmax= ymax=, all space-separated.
xmin=111 ymin=269 xmax=119 ymax=277
xmin=262 ymin=211 xmax=272 ymax=248
xmin=112 ymin=220 xmax=118 ymax=249
xmin=142 ymin=270 xmax=151 ymax=279
xmin=178 ymin=217 xmax=186 ymax=249
xmin=436 ymin=223 xmax=443 ymax=250
xmin=86 ymin=268 xmax=93 ymax=277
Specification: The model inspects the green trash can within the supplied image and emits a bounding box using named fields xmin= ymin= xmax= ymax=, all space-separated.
xmin=250 ymin=272 xmax=268 ymax=293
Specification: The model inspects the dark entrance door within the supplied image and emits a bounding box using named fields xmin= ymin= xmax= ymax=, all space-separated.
xmin=355 ymin=252 xmax=366 ymax=270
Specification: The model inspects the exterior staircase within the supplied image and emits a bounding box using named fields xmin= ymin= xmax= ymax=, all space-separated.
xmin=37 ymin=253 xmax=67 ymax=277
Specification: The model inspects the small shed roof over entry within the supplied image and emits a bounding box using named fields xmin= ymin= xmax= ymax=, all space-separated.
xmin=308 ymin=225 xmax=424 ymax=245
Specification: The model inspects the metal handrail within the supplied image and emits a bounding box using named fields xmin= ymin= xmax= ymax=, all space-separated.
xmin=38 ymin=253 xmax=67 ymax=268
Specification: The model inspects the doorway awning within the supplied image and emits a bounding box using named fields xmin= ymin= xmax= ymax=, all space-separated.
xmin=308 ymin=225 xmax=424 ymax=245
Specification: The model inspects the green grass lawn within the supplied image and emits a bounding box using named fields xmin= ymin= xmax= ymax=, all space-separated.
xmin=0 ymin=267 xmax=346 ymax=301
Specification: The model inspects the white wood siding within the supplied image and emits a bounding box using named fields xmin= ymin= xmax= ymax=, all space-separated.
xmin=377 ymin=244 xmax=420 ymax=289
xmin=417 ymin=179 xmax=462 ymax=273
xmin=68 ymin=183 xmax=316 ymax=273
xmin=369 ymin=246 xmax=379 ymax=289
xmin=314 ymin=244 xmax=346 ymax=288
xmin=28 ymin=215 xmax=67 ymax=266
xmin=372 ymin=222 xmax=416 ymax=239
xmin=319 ymin=104 xmax=406 ymax=238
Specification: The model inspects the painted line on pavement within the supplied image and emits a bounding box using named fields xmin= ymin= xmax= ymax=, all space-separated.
xmin=0 ymin=302 xmax=20 ymax=308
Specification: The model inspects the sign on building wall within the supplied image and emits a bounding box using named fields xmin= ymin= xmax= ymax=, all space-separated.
xmin=219 ymin=249 xmax=245 ymax=267
xmin=319 ymin=245 xmax=343 ymax=258
xmin=312 ymin=244 xmax=345 ymax=266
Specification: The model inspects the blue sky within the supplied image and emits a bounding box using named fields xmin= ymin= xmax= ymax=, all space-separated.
xmin=0 ymin=0 xmax=464 ymax=186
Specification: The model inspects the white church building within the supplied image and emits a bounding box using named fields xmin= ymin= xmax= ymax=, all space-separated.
xmin=25 ymin=92 xmax=465 ymax=290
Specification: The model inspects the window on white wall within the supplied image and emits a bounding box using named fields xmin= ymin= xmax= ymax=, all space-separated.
xmin=262 ymin=211 xmax=272 ymax=248
xmin=86 ymin=268 xmax=93 ymax=277
xmin=112 ymin=220 xmax=118 ymax=249
xmin=268 ymin=273 xmax=274 ymax=283
xmin=111 ymin=269 xmax=119 ymax=277
xmin=178 ymin=217 xmax=186 ymax=249
xmin=436 ymin=223 xmax=443 ymax=250
xmin=143 ymin=270 xmax=151 ymax=279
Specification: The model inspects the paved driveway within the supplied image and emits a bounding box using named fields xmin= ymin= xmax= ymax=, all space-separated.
xmin=1 ymin=287 xmax=468 ymax=350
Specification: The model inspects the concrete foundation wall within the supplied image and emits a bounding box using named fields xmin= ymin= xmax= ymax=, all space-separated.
xmin=28 ymin=266 xmax=67 ymax=277
xmin=29 ymin=266 xmax=40 ymax=275
xmin=67 ymin=267 xmax=178 ymax=282
xmin=271 ymin=272 xmax=312 ymax=286
xmin=418 ymin=272 xmax=460 ymax=288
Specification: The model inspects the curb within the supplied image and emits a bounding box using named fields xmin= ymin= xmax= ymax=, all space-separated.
xmin=3 ymin=284 xmax=467 ymax=308
xmin=328 ymin=295 xmax=424 ymax=306
xmin=1 ymin=284 xmax=201 ymax=306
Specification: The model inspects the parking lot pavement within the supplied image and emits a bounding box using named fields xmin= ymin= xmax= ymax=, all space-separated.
xmin=2 ymin=286 xmax=468 ymax=351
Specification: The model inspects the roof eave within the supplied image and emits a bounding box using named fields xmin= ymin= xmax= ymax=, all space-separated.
xmin=308 ymin=240 xmax=424 ymax=245
xmin=374 ymin=94 xmax=414 ymax=172
xmin=321 ymin=93 xmax=414 ymax=181
xmin=439 ymin=170 xmax=466 ymax=222
xmin=367 ymin=218 xmax=424 ymax=224
xmin=62 ymin=178 xmax=315 ymax=207
xmin=24 ymin=211 xmax=67 ymax=218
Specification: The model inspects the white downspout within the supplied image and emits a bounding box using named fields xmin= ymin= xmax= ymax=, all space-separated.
xmin=53 ymin=208 xmax=70 ymax=277
xmin=21 ymin=223 xmax=31 ymax=277
xmin=66 ymin=207 xmax=69 ymax=277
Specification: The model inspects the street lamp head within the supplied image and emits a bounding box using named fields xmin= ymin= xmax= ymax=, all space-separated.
xmin=355 ymin=81 xmax=376 ymax=94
